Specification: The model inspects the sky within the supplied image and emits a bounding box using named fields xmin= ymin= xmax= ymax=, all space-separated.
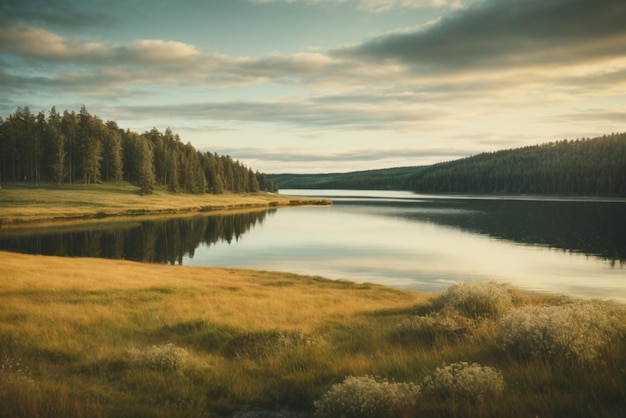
xmin=1 ymin=0 xmax=625 ymax=174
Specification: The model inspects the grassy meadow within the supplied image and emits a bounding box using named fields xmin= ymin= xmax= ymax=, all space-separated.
xmin=0 ymin=251 xmax=625 ymax=418
xmin=0 ymin=182 xmax=330 ymax=226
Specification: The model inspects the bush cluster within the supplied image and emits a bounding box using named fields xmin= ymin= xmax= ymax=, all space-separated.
xmin=431 ymin=281 xmax=518 ymax=319
xmin=125 ymin=343 xmax=189 ymax=374
xmin=397 ymin=281 xmax=519 ymax=344
xmin=421 ymin=362 xmax=505 ymax=402
xmin=314 ymin=362 xmax=505 ymax=417
xmin=313 ymin=375 xmax=420 ymax=418
xmin=497 ymin=300 xmax=626 ymax=364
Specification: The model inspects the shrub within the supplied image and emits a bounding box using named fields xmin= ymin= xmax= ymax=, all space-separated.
xmin=421 ymin=362 xmax=505 ymax=402
xmin=497 ymin=300 xmax=626 ymax=364
xmin=431 ymin=281 xmax=517 ymax=319
xmin=396 ymin=310 xmax=477 ymax=343
xmin=125 ymin=343 xmax=189 ymax=374
xmin=314 ymin=375 xmax=420 ymax=418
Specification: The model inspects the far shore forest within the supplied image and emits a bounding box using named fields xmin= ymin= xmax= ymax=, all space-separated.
xmin=0 ymin=107 xmax=278 ymax=195
xmin=271 ymin=133 xmax=626 ymax=196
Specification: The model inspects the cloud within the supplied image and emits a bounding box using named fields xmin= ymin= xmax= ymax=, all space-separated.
xmin=113 ymin=97 xmax=442 ymax=131
xmin=2 ymin=0 xmax=625 ymax=138
xmin=249 ymin=0 xmax=469 ymax=13
xmin=558 ymin=108 xmax=626 ymax=124
xmin=335 ymin=0 xmax=626 ymax=71
xmin=124 ymin=39 xmax=202 ymax=63
xmin=205 ymin=146 xmax=470 ymax=164
xmin=241 ymin=53 xmax=334 ymax=79
xmin=0 ymin=24 xmax=105 ymax=60
xmin=0 ymin=24 xmax=209 ymax=66
xmin=0 ymin=0 xmax=115 ymax=28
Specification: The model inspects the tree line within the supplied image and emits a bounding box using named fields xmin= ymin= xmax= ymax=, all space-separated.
xmin=407 ymin=134 xmax=626 ymax=196
xmin=270 ymin=133 xmax=626 ymax=197
xmin=0 ymin=106 xmax=277 ymax=194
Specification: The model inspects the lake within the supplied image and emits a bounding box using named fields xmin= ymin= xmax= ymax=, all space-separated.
xmin=1 ymin=190 xmax=625 ymax=301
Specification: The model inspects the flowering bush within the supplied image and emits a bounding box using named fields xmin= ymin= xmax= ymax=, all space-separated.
xmin=497 ymin=300 xmax=625 ymax=364
xmin=125 ymin=343 xmax=189 ymax=374
xmin=421 ymin=362 xmax=505 ymax=402
xmin=431 ymin=281 xmax=517 ymax=319
xmin=314 ymin=375 xmax=420 ymax=418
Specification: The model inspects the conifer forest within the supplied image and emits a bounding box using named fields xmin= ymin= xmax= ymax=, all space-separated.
xmin=0 ymin=106 xmax=277 ymax=194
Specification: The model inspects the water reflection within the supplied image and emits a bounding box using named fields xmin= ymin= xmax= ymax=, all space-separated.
xmin=285 ymin=190 xmax=626 ymax=264
xmin=1 ymin=191 xmax=625 ymax=300
xmin=0 ymin=210 xmax=275 ymax=264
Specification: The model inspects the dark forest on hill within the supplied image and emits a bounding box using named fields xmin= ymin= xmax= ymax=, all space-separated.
xmin=0 ymin=106 xmax=277 ymax=194
xmin=271 ymin=133 xmax=626 ymax=197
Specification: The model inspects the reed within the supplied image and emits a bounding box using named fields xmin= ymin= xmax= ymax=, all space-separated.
xmin=0 ymin=252 xmax=624 ymax=417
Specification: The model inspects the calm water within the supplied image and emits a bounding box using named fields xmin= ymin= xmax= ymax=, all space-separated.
xmin=1 ymin=190 xmax=625 ymax=301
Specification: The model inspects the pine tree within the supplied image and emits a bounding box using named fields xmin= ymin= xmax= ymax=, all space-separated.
xmin=137 ymin=136 xmax=156 ymax=195
xmin=82 ymin=137 xmax=102 ymax=184
xmin=48 ymin=107 xmax=66 ymax=184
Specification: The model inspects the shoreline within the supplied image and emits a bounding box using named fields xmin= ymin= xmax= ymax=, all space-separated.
xmin=0 ymin=182 xmax=331 ymax=228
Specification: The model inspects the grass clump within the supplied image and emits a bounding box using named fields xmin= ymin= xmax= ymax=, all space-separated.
xmin=125 ymin=343 xmax=189 ymax=374
xmin=0 ymin=357 xmax=101 ymax=418
xmin=431 ymin=280 xmax=519 ymax=319
xmin=313 ymin=375 xmax=420 ymax=418
xmin=395 ymin=310 xmax=477 ymax=344
xmin=221 ymin=329 xmax=314 ymax=359
xmin=497 ymin=299 xmax=626 ymax=364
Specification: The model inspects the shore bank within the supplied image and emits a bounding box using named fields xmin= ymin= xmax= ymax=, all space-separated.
xmin=0 ymin=182 xmax=331 ymax=227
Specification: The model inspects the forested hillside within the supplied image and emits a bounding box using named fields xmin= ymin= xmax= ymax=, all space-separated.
xmin=271 ymin=134 xmax=626 ymax=197
xmin=0 ymin=106 xmax=277 ymax=194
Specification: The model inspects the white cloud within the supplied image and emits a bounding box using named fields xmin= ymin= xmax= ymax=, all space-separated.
xmin=0 ymin=24 xmax=105 ymax=60
xmin=125 ymin=39 xmax=202 ymax=63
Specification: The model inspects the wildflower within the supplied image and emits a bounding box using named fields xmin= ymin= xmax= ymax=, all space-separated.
xmin=497 ymin=300 xmax=625 ymax=364
xmin=314 ymin=375 xmax=420 ymax=418
xmin=421 ymin=362 xmax=505 ymax=402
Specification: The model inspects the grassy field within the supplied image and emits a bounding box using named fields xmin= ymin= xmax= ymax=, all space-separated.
xmin=1 ymin=251 xmax=625 ymax=417
xmin=0 ymin=182 xmax=330 ymax=226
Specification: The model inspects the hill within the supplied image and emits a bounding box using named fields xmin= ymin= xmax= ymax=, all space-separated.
xmin=270 ymin=133 xmax=626 ymax=196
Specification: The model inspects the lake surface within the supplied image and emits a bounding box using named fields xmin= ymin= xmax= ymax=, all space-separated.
xmin=1 ymin=190 xmax=625 ymax=301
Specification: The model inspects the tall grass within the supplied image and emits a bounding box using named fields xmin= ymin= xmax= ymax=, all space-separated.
xmin=1 ymin=252 xmax=625 ymax=417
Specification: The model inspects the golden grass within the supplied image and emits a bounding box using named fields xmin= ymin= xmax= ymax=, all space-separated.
xmin=1 ymin=250 xmax=624 ymax=417
xmin=0 ymin=251 xmax=424 ymax=329
xmin=0 ymin=251 xmax=430 ymax=416
xmin=0 ymin=182 xmax=330 ymax=226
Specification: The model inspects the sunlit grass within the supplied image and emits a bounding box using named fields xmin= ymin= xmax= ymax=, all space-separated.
xmin=0 ymin=251 xmax=624 ymax=417
xmin=0 ymin=182 xmax=329 ymax=226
